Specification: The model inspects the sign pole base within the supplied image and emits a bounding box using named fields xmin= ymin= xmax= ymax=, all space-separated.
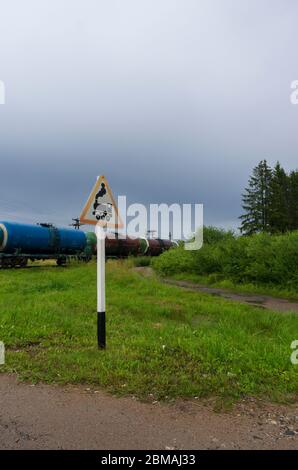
xmin=97 ymin=311 xmax=106 ymax=349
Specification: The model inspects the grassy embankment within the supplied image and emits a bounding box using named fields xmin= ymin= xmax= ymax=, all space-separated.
xmin=153 ymin=227 xmax=298 ymax=300
xmin=0 ymin=259 xmax=298 ymax=406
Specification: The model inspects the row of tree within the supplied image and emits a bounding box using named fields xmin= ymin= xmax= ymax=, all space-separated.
xmin=240 ymin=160 xmax=298 ymax=235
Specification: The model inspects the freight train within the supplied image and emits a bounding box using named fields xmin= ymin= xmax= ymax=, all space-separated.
xmin=0 ymin=221 xmax=176 ymax=268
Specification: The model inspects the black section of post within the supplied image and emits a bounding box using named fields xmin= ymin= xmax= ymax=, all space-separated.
xmin=97 ymin=311 xmax=106 ymax=349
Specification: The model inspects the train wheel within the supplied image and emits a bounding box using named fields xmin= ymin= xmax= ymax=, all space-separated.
xmin=2 ymin=258 xmax=12 ymax=268
xmin=10 ymin=258 xmax=18 ymax=268
xmin=19 ymin=258 xmax=28 ymax=267
xmin=57 ymin=257 xmax=66 ymax=266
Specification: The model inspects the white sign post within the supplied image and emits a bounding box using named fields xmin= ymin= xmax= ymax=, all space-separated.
xmin=80 ymin=176 xmax=123 ymax=349
xmin=95 ymin=223 xmax=106 ymax=348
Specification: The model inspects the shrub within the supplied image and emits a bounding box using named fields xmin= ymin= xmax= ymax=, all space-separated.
xmin=153 ymin=227 xmax=298 ymax=288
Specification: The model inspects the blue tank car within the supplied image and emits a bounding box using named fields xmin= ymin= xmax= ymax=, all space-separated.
xmin=0 ymin=221 xmax=89 ymax=267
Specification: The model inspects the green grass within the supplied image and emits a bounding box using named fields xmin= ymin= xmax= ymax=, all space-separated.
xmin=0 ymin=260 xmax=298 ymax=406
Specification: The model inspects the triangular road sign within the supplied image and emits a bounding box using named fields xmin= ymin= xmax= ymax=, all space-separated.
xmin=80 ymin=175 xmax=124 ymax=228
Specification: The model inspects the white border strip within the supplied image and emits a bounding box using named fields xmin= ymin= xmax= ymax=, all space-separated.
xmin=0 ymin=223 xmax=8 ymax=251
xmin=140 ymin=237 xmax=150 ymax=255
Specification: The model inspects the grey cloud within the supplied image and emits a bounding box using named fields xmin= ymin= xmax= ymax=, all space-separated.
xmin=1 ymin=0 xmax=298 ymax=231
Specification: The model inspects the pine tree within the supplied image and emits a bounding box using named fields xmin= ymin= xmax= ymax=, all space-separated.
xmin=239 ymin=160 xmax=272 ymax=235
xmin=288 ymin=170 xmax=298 ymax=230
xmin=268 ymin=162 xmax=290 ymax=233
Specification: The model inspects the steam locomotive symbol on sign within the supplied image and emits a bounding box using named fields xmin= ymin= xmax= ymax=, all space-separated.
xmin=92 ymin=182 xmax=113 ymax=221
xmin=93 ymin=203 xmax=113 ymax=221
xmin=80 ymin=175 xmax=124 ymax=228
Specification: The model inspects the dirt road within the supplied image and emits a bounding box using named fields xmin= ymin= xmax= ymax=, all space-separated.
xmin=134 ymin=268 xmax=298 ymax=314
xmin=0 ymin=374 xmax=297 ymax=450
xmin=163 ymin=279 xmax=298 ymax=313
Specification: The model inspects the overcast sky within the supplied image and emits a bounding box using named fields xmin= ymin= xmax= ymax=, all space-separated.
xmin=0 ymin=0 xmax=298 ymax=230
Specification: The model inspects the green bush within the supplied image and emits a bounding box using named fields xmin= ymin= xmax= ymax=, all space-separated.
xmin=203 ymin=226 xmax=234 ymax=244
xmin=132 ymin=256 xmax=152 ymax=267
xmin=153 ymin=227 xmax=298 ymax=288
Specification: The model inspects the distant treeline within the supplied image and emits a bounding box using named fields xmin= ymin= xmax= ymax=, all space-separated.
xmin=153 ymin=227 xmax=298 ymax=288
xmin=240 ymin=160 xmax=298 ymax=235
xmin=154 ymin=161 xmax=298 ymax=288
